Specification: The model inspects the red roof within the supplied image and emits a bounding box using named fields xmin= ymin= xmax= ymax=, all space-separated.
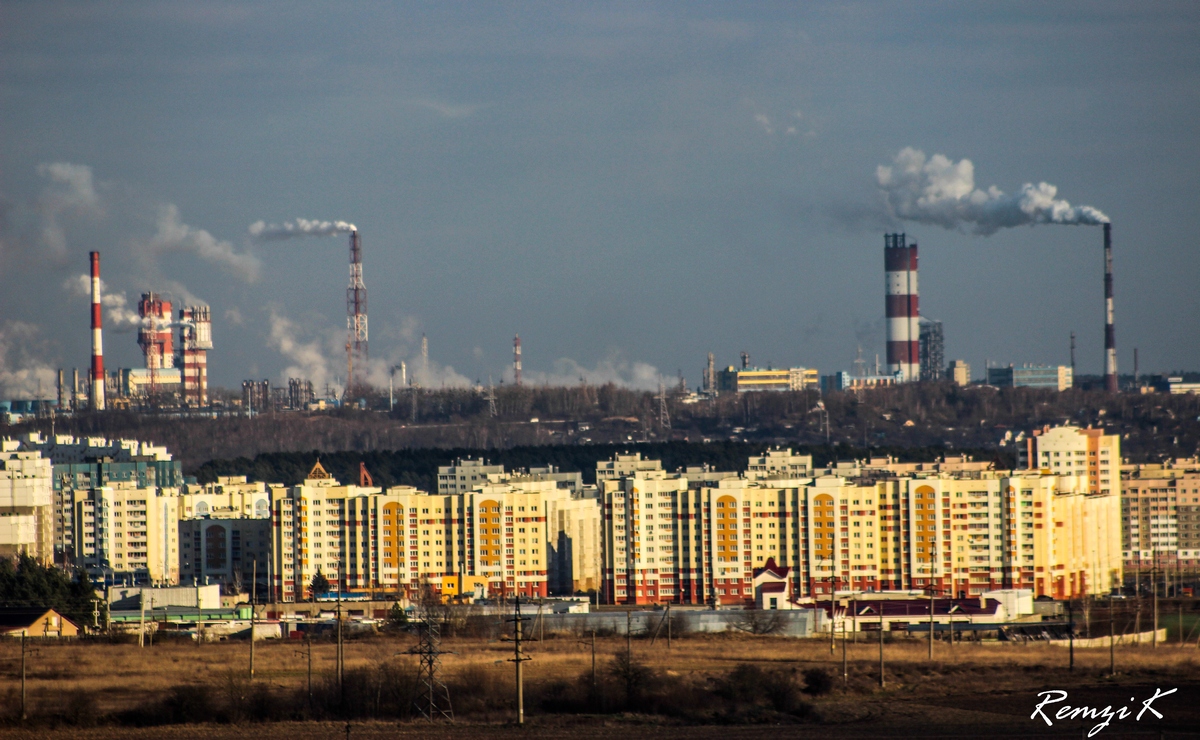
xmin=753 ymin=556 xmax=790 ymax=580
xmin=759 ymin=582 xmax=787 ymax=594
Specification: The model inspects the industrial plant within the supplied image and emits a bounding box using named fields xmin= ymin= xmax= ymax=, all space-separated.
xmin=15 ymin=213 xmax=1161 ymax=425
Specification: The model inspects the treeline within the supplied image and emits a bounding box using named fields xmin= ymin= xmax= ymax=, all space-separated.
xmin=191 ymin=441 xmax=1013 ymax=490
xmin=7 ymin=382 xmax=1198 ymax=472
xmin=0 ymin=554 xmax=98 ymax=629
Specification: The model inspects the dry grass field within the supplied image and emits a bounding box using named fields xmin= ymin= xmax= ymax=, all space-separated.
xmin=1 ymin=632 xmax=1198 ymax=738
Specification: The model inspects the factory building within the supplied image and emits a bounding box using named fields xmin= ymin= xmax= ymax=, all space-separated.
xmin=716 ymin=366 xmax=819 ymax=392
xmin=821 ymin=371 xmax=902 ymax=392
xmin=987 ymin=364 xmax=1073 ymax=391
xmin=178 ymin=306 xmax=212 ymax=406
xmin=918 ymin=318 xmax=944 ymax=382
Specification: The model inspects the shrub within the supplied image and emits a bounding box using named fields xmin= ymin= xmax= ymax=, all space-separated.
xmin=801 ymin=667 xmax=833 ymax=697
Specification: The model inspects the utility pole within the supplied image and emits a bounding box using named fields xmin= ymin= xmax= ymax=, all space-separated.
xmin=1109 ymin=592 xmax=1116 ymax=677
xmin=1067 ymin=601 xmax=1075 ymax=672
xmin=249 ymin=559 xmax=257 ymax=678
xmin=878 ymin=603 xmax=885 ymax=688
xmin=337 ymin=575 xmax=344 ymax=699
xmin=841 ymin=605 xmax=848 ymax=683
xmin=626 ymin=610 xmax=632 ymax=666
xmin=1153 ymin=573 xmax=1159 ymax=648
xmin=928 ymin=589 xmax=935 ymax=661
xmin=666 ymin=604 xmax=671 ymax=649
xmin=20 ymin=631 xmax=27 ymax=722
xmin=504 ymin=597 xmax=533 ymax=725
xmin=139 ymin=588 xmax=146 ymax=649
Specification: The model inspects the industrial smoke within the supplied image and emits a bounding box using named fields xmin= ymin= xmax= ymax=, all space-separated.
xmin=876 ymin=147 xmax=1108 ymax=235
xmin=248 ymin=218 xmax=358 ymax=240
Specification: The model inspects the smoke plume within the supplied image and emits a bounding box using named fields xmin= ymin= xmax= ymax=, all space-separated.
xmin=249 ymin=218 xmax=357 ymax=241
xmin=146 ymin=204 xmax=261 ymax=281
xmin=876 ymin=147 xmax=1108 ymax=235
xmin=36 ymin=162 xmax=104 ymax=260
xmin=515 ymin=352 xmax=661 ymax=391
xmin=267 ymin=309 xmax=335 ymax=394
xmin=0 ymin=320 xmax=58 ymax=398
xmin=63 ymin=274 xmax=142 ymax=330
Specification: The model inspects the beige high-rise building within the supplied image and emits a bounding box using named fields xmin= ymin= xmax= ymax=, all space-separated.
xmin=0 ymin=443 xmax=53 ymax=562
xmin=270 ymin=462 xmax=550 ymax=602
xmin=948 ymin=360 xmax=971 ymax=386
xmin=1019 ymin=425 xmax=1121 ymax=496
xmin=178 ymin=476 xmax=274 ymax=589
xmin=58 ymin=483 xmax=181 ymax=584
xmin=600 ymin=436 xmax=1122 ymax=605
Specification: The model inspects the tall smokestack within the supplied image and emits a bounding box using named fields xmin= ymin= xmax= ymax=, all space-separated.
xmin=89 ymin=251 xmax=106 ymax=411
xmin=513 ymin=334 xmax=522 ymax=386
xmin=885 ymin=233 xmax=919 ymax=381
xmin=1103 ymin=223 xmax=1117 ymax=393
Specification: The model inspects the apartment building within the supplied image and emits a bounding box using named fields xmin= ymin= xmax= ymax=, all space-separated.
xmin=177 ymin=477 xmax=275 ymax=589
xmin=600 ymin=439 xmax=1122 ymax=605
xmin=1120 ymin=458 xmax=1200 ymax=586
xmin=436 ymin=458 xmax=505 ymax=494
xmin=270 ymin=462 xmax=550 ymax=602
xmin=596 ymin=452 xmax=663 ymax=481
xmin=58 ymin=482 xmax=181 ymax=584
xmin=0 ymin=443 xmax=53 ymax=561
xmin=746 ymin=448 xmax=813 ymax=480
xmin=8 ymin=433 xmax=184 ymax=562
xmin=1018 ymin=425 xmax=1120 ymax=495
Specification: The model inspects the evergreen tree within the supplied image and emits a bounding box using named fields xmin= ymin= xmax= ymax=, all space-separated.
xmin=0 ymin=554 xmax=97 ymax=630
xmin=309 ymin=569 xmax=330 ymax=600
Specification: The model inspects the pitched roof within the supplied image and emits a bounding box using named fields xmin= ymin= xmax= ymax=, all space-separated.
xmin=308 ymin=460 xmax=331 ymax=479
xmin=0 ymin=607 xmax=75 ymax=631
xmin=753 ymin=556 xmax=790 ymax=580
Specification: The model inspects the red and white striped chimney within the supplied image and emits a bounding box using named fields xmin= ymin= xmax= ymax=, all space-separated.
xmin=89 ymin=251 xmax=106 ymax=410
xmin=884 ymin=233 xmax=919 ymax=381
xmin=1103 ymin=223 xmax=1117 ymax=393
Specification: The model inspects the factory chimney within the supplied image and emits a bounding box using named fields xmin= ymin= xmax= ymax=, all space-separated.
xmin=884 ymin=233 xmax=919 ymax=381
xmin=89 ymin=251 xmax=106 ymax=411
xmin=345 ymin=230 xmax=368 ymax=397
xmin=513 ymin=334 xmax=522 ymax=386
xmin=1103 ymin=223 xmax=1118 ymax=393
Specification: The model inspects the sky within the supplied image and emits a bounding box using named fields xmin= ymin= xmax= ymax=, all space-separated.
xmin=2 ymin=2 xmax=1198 ymax=398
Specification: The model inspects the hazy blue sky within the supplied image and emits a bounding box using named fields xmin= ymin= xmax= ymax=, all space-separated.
xmin=2 ymin=2 xmax=1197 ymax=396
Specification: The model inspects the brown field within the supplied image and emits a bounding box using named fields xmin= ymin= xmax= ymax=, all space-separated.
xmin=1 ymin=632 xmax=1199 ymax=738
